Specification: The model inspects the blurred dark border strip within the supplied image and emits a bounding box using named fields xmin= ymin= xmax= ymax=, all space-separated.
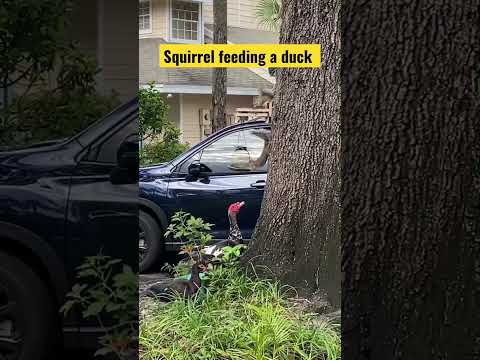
xmin=341 ymin=1 xmax=479 ymax=359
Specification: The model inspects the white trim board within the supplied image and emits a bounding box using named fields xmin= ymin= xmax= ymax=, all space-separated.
xmin=141 ymin=84 xmax=261 ymax=96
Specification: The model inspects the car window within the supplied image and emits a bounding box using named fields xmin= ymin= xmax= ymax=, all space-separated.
xmin=85 ymin=119 xmax=138 ymax=164
xmin=177 ymin=128 xmax=269 ymax=174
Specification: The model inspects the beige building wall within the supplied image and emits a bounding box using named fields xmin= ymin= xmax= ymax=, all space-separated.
xmin=153 ymin=0 xmax=169 ymax=38
xmin=165 ymin=94 xmax=181 ymax=128
xmin=98 ymin=0 xmax=139 ymax=100
xmin=203 ymin=0 xmax=263 ymax=30
xmin=181 ymin=94 xmax=254 ymax=144
xmin=70 ymin=0 xmax=98 ymax=57
xmin=140 ymin=0 xmax=169 ymax=39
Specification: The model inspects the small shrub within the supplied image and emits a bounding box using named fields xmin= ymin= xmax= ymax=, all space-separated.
xmin=62 ymin=255 xmax=138 ymax=359
xmin=139 ymin=84 xmax=188 ymax=165
xmin=139 ymin=132 xmax=188 ymax=165
xmin=165 ymin=211 xmax=214 ymax=259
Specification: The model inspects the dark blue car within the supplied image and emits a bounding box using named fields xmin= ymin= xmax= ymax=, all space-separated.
xmin=0 ymin=100 xmax=139 ymax=358
xmin=139 ymin=120 xmax=270 ymax=272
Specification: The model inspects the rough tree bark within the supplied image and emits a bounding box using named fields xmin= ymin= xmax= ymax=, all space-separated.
xmin=342 ymin=1 xmax=479 ymax=359
xmin=211 ymin=0 xmax=227 ymax=132
xmin=244 ymin=0 xmax=341 ymax=308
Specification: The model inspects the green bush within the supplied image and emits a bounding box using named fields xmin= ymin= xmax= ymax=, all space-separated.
xmin=62 ymin=255 xmax=138 ymax=359
xmin=139 ymin=129 xmax=188 ymax=165
xmin=139 ymin=85 xmax=188 ymax=166
xmin=140 ymin=266 xmax=340 ymax=360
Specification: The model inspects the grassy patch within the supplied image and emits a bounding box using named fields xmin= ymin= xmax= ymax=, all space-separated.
xmin=140 ymin=266 xmax=340 ymax=360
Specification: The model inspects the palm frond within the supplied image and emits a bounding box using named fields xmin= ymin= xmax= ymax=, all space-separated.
xmin=256 ymin=0 xmax=282 ymax=32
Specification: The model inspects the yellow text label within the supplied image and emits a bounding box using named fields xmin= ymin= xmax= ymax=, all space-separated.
xmin=159 ymin=44 xmax=321 ymax=68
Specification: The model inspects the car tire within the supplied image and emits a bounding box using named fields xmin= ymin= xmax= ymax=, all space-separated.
xmin=0 ymin=251 xmax=57 ymax=360
xmin=139 ymin=211 xmax=163 ymax=273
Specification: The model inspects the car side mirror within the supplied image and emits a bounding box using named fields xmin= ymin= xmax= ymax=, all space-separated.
xmin=110 ymin=135 xmax=138 ymax=184
xmin=186 ymin=162 xmax=211 ymax=182
xmin=117 ymin=136 xmax=138 ymax=170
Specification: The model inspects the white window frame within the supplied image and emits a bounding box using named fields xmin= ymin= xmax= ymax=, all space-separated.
xmin=139 ymin=0 xmax=152 ymax=35
xmin=169 ymin=0 xmax=204 ymax=44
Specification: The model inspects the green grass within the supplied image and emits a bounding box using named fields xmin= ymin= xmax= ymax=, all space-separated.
xmin=140 ymin=266 xmax=340 ymax=360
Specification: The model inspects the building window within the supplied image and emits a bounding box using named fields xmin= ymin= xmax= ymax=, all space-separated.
xmin=139 ymin=0 xmax=152 ymax=34
xmin=171 ymin=0 xmax=201 ymax=42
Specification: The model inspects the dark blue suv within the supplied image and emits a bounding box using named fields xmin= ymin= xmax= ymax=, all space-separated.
xmin=139 ymin=120 xmax=270 ymax=272
xmin=0 ymin=100 xmax=138 ymax=358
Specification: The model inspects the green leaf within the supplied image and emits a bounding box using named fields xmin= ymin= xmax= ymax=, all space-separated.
xmin=83 ymin=301 xmax=105 ymax=318
xmin=94 ymin=347 xmax=113 ymax=357
xmin=105 ymin=303 xmax=122 ymax=312
xmin=78 ymin=268 xmax=97 ymax=277
xmin=69 ymin=284 xmax=87 ymax=297
xmin=60 ymin=300 xmax=76 ymax=315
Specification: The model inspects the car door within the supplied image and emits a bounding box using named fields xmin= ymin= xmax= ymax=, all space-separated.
xmin=66 ymin=113 xmax=139 ymax=278
xmin=167 ymin=126 xmax=269 ymax=240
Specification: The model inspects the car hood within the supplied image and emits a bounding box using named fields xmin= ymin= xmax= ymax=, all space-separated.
xmin=139 ymin=162 xmax=172 ymax=181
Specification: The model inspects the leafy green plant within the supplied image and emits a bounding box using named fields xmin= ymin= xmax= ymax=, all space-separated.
xmin=140 ymin=265 xmax=340 ymax=360
xmin=139 ymin=83 xmax=169 ymax=142
xmin=62 ymin=255 xmax=138 ymax=359
xmin=221 ymin=244 xmax=247 ymax=264
xmin=165 ymin=211 xmax=214 ymax=257
xmin=139 ymin=128 xmax=188 ymax=165
xmin=0 ymin=16 xmax=119 ymax=151
xmin=0 ymin=0 xmax=73 ymax=108
xmin=256 ymin=0 xmax=282 ymax=31
xmin=139 ymin=84 xmax=188 ymax=165
xmin=161 ymin=261 xmax=191 ymax=278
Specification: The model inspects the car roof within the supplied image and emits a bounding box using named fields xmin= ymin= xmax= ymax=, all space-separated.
xmin=220 ymin=118 xmax=269 ymax=131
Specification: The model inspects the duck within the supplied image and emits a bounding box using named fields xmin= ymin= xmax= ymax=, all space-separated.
xmin=204 ymin=201 xmax=245 ymax=257
xmin=143 ymin=262 xmax=208 ymax=301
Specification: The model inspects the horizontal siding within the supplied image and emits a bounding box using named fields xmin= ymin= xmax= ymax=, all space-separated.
xmin=237 ymin=0 xmax=260 ymax=29
xmin=203 ymin=0 xmax=264 ymax=31
xmin=153 ymin=0 xmax=168 ymax=38
xmin=182 ymin=94 xmax=210 ymax=144
xmin=100 ymin=0 xmax=138 ymax=100
xmin=141 ymin=0 xmax=168 ymax=39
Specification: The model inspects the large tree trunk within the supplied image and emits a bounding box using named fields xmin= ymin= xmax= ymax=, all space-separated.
xmin=211 ymin=0 xmax=227 ymax=132
xmin=244 ymin=0 xmax=341 ymax=307
xmin=342 ymin=1 xmax=479 ymax=358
